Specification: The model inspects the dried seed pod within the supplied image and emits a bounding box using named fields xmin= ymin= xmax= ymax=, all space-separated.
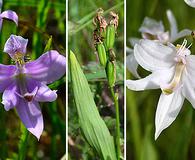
xmin=110 ymin=11 xmax=119 ymax=29
xmin=93 ymin=8 xmax=107 ymax=40
xmin=97 ymin=42 xmax=107 ymax=67
xmin=106 ymin=60 xmax=116 ymax=87
xmin=106 ymin=24 xmax=115 ymax=50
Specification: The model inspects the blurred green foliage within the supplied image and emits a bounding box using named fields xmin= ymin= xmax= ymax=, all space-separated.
xmin=127 ymin=0 xmax=195 ymax=160
xmin=0 ymin=0 xmax=66 ymax=159
xmin=68 ymin=0 xmax=124 ymax=159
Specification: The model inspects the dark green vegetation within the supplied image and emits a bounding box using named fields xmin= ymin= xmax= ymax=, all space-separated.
xmin=0 ymin=0 xmax=66 ymax=159
xmin=127 ymin=0 xmax=195 ymax=160
xmin=68 ymin=0 xmax=124 ymax=159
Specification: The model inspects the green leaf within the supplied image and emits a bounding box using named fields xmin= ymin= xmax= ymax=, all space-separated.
xmin=43 ymin=36 xmax=53 ymax=53
xmin=32 ymin=0 xmax=50 ymax=58
xmin=69 ymin=51 xmax=117 ymax=160
xmin=167 ymin=108 xmax=193 ymax=160
xmin=140 ymin=125 xmax=158 ymax=160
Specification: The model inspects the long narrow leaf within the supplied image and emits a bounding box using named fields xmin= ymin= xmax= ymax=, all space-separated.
xmin=69 ymin=51 xmax=117 ymax=160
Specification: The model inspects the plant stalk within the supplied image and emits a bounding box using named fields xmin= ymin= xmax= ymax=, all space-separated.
xmin=18 ymin=123 xmax=29 ymax=160
xmin=110 ymin=86 xmax=120 ymax=160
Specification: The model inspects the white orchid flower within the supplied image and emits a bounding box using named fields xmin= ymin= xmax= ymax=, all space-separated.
xmin=184 ymin=0 xmax=195 ymax=7
xmin=138 ymin=10 xmax=191 ymax=44
xmin=126 ymin=39 xmax=195 ymax=140
xmin=139 ymin=17 xmax=169 ymax=43
xmin=127 ymin=10 xmax=191 ymax=78
xmin=126 ymin=47 xmax=140 ymax=78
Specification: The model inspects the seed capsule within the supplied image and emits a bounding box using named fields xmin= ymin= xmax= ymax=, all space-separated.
xmin=106 ymin=24 xmax=116 ymax=50
xmin=97 ymin=42 xmax=107 ymax=67
xmin=106 ymin=61 xmax=116 ymax=87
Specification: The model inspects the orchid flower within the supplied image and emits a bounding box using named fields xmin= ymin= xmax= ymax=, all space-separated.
xmin=0 ymin=0 xmax=18 ymax=31
xmin=1 ymin=35 xmax=66 ymax=140
xmin=126 ymin=38 xmax=195 ymax=139
xmin=127 ymin=10 xmax=191 ymax=78
xmin=184 ymin=0 xmax=195 ymax=7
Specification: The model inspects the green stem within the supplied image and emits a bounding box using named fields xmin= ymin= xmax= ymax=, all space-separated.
xmin=18 ymin=123 xmax=29 ymax=160
xmin=110 ymin=87 xmax=120 ymax=160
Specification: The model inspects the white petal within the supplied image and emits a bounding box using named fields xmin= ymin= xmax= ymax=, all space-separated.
xmin=139 ymin=17 xmax=164 ymax=35
xmin=134 ymin=39 xmax=175 ymax=71
xmin=157 ymin=31 xmax=170 ymax=43
xmin=171 ymin=29 xmax=191 ymax=42
xmin=129 ymin=38 xmax=140 ymax=47
xmin=126 ymin=47 xmax=133 ymax=53
xmin=126 ymin=68 xmax=174 ymax=91
xmin=184 ymin=0 xmax=195 ymax=8
xmin=182 ymin=76 xmax=195 ymax=108
xmin=166 ymin=10 xmax=178 ymax=41
xmin=126 ymin=51 xmax=140 ymax=78
xmin=185 ymin=55 xmax=195 ymax=87
xmin=0 ymin=0 xmax=2 ymax=12
xmin=155 ymin=88 xmax=184 ymax=140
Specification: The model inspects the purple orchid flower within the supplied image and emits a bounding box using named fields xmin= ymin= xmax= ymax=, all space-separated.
xmin=0 ymin=0 xmax=18 ymax=30
xmin=1 ymin=35 xmax=66 ymax=140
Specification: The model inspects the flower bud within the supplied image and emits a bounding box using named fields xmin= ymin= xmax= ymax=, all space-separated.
xmin=106 ymin=24 xmax=116 ymax=50
xmin=97 ymin=42 xmax=107 ymax=67
xmin=106 ymin=61 xmax=116 ymax=87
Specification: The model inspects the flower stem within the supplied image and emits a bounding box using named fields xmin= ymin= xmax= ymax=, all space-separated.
xmin=18 ymin=123 xmax=29 ymax=160
xmin=110 ymin=86 xmax=120 ymax=160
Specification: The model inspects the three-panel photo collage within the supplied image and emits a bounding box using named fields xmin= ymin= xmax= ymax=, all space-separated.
xmin=1 ymin=0 xmax=195 ymax=159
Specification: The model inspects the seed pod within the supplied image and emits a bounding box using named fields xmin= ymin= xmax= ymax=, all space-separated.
xmin=106 ymin=24 xmax=115 ymax=50
xmin=106 ymin=61 xmax=116 ymax=87
xmin=97 ymin=42 xmax=107 ymax=67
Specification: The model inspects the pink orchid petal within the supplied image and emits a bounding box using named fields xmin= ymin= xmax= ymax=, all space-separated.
xmin=35 ymin=84 xmax=57 ymax=102
xmin=0 ymin=64 xmax=16 ymax=92
xmin=16 ymin=99 xmax=43 ymax=140
xmin=4 ymin=35 xmax=28 ymax=58
xmin=25 ymin=50 xmax=66 ymax=84
xmin=0 ymin=10 xmax=18 ymax=25
xmin=2 ymin=81 xmax=19 ymax=111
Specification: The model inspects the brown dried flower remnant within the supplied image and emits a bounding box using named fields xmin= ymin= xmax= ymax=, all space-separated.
xmin=109 ymin=11 xmax=119 ymax=29
xmin=93 ymin=8 xmax=108 ymax=33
